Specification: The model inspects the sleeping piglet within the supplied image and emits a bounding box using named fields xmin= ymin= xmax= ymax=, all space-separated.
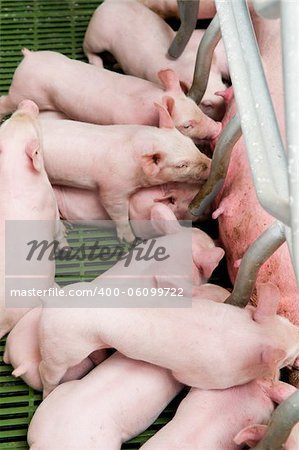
xmin=0 ymin=49 xmax=221 ymax=144
xmin=40 ymin=117 xmax=211 ymax=242
xmin=28 ymin=352 xmax=182 ymax=450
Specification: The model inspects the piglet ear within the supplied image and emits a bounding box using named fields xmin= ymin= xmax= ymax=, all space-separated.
xmin=234 ymin=424 xmax=267 ymax=447
xmin=154 ymin=102 xmax=175 ymax=129
xmin=25 ymin=138 xmax=42 ymax=172
xmin=158 ymin=69 xmax=182 ymax=93
xmin=162 ymin=96 xmax=175 ymax=117
xmin=150 ymin=203 xmax=181 ymax=235
xmin=141 ymin=152 xmax=164 ymax=178
xmin=253 ymin=282 xmax=280 ymax=324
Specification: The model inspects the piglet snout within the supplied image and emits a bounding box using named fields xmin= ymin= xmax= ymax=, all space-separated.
xmin=194 ymin=156 xmax=211 ymax=182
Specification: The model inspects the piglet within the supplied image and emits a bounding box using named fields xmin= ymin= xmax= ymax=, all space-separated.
xmin=38 ymin=204 xmax=224 ymax=395
xmin=141 ymin=379 xmax=296 ymax=450
xmin=0 ymin=100 xmax=64 ymax=338
xmin=3 ymin=306 xmax=106 ymax=391
xmin=28 ymin=352 xmax=182 ymax=450
xmin=54 ymin=182 xmax=200 ymax=229
xmin=83 ymin=0 xmax=229 ymax=120
xmin=39 ymin=252 xmax=299 ymax=397
xmin=0 ymin=49 xmax=221 ymax=143
xmin=40 ymin=117 xmax=211 ymax=242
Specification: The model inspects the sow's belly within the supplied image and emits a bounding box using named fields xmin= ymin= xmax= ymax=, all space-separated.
xmin=213 ymin=82 xmax=299 ymax=325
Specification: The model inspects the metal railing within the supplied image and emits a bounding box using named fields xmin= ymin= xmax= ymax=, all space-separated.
xmin=170 ymin=0 xmax=299 ymax=447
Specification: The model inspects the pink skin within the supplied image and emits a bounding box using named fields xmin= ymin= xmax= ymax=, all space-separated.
xmin=213 ymin=14 xmax=299 ymax=325
xmin=0 ymin=50 xmax=221 ymax=143
xmin=30 ymin=210 xmax=222 ymax=445
xmin=235 ymin=423 xmax=299 ymax=449
xmin=140 ymin=284 xmax=296 ymax=450
xmin=39 ymin=228 xmax=299 ymax=398
xmin=38 ymin=204 xmax=225 ymax=396
xmin=141 ymin=379 xmax=296 ymax=450
xmin=3 ymin=307 xmax=107 ymax=391
xmin=83 ymin=0 xmax=229 ymax=121
xmin=28 ymin=353 xmax=182 ymax=450
xmin=0 ymin=100 xmax=64 ymax=338
xmin=53 ymin=182 xmax=200 ymax=237
xmin=40 ymin=117 xmax=211 ymax=242
xmin=234 ymin=388 xmax=299 ymax=450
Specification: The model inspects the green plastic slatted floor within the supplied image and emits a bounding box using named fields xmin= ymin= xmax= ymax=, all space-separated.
xmin=0 ymin=1 xmax=182 ymax=448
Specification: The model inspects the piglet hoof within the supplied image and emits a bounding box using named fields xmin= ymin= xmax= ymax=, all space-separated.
xmin=116 ymin=223 xmax=136 ymax=244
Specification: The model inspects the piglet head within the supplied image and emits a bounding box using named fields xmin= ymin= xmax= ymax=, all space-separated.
xmin=252 ymin=283 xmax=299 ymax=370
xmin=153 ymin=182 xmax=199 ymax=220
xmin=0 ymin=100 xmax=46 ymax=174
xmin=192 ymin=229 xmax=225 ymax=284
xmin=157 ymin=69 xmax=222 ymax=144
xmin=150 ymin=203 xmax=224 ymax=285
xmin=142 ymin=108 xmax=211 ymax=184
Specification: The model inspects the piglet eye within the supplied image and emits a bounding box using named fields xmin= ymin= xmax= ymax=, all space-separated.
xmin=183 ymin=123 xmax=192 ymax=129
xmin=169 ymin=196 xmax=176 ymax=205
xmin=176 ymin=163 xmax=188 ymax=169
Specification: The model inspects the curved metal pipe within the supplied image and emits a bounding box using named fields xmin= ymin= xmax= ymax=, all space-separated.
xmin=225 ymin=221 xmax=286 ymax=307
xmin=188 ymin=14 xmax=221 ymax=104
xmin=189 ymin=114 xmax=242 ymax=216
xmin=252 ymin=389 xmax=299 ymax=450
xmin=168 ymin=0 xmax=200 ymax=59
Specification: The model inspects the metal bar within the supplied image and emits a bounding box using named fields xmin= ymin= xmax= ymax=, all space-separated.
xmin=225 ymin=221 xmax=285 ymax=307
xmin=215 ymin=0 xmax=289 ymax=225
xmin=232 ymin=0 xmax=289 ymax=198
xmin=188 ymin=14 xmax=221 ymax=104
xmin=168 ymin=0 xmax=199 ymax=59
xmin=189 ymin=114 xmax=242 ymax=216
xmin=253 ymin=390 xmax=299 ymax=450
xmin=281 ymin=0 xmax=299 ymax=284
